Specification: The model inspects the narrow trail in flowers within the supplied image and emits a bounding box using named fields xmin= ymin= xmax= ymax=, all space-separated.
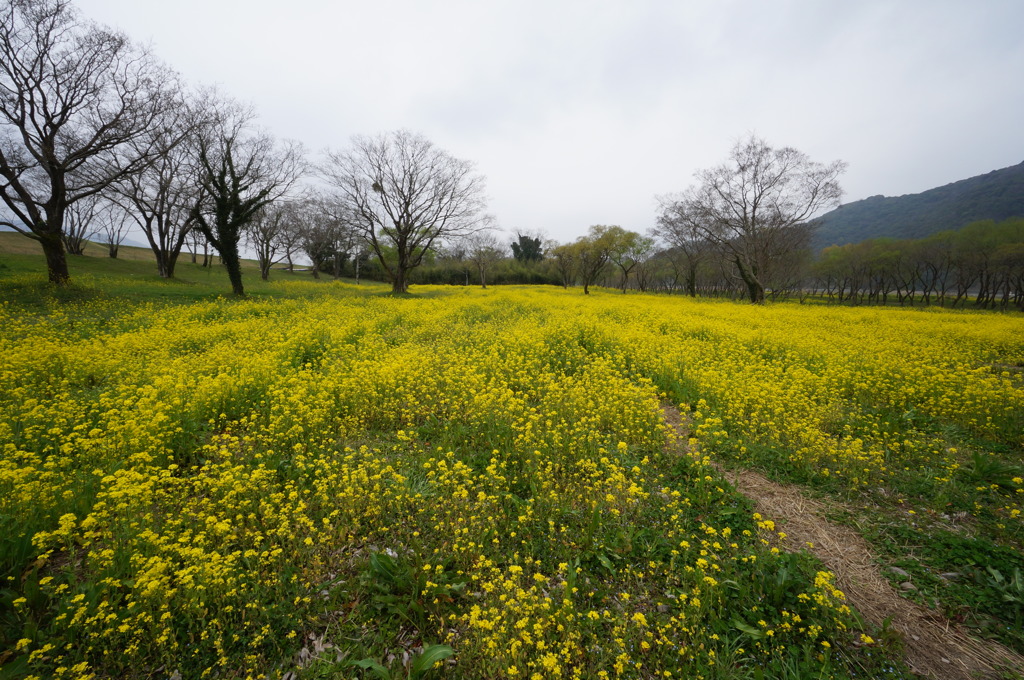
xmin=661 ymin=405 xmax=1024 ymax=680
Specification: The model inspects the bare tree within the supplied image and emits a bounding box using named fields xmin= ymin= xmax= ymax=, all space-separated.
xmin=298 ymin=212 xmax=332 ymax=280
xmin=655 ymin=197 xmax=716 ymax=297
xmin=245 ymin=202 xmax=290 ymax=280
xmin=296 ymin=193 xmax=353 ymax=280
xmin=192 ymin=101 xmax=305 ymax=296
xmin=61 ymin=192 xmax=99 ymax=255
xmin=322 ymin=130 xmax=488 ymax=294
xmin=666 ymin=134 xmax=845 ymax=303
xmin=185 ymin=227 xmax=211 ymax=266
xmin=0 ymin=0 xmax=177 ymax=284
xmin=276 ymin=203 xmax=305 ymax=272
xmin=110 ymin=94 xmax=204 ymax=278
xmin=467 ymin=231 xmax=504 ymax=288
xmin=917 ymin=231 xmax=956 ymax=305
xmin=96 ymin=198 xmax=132 ymax=258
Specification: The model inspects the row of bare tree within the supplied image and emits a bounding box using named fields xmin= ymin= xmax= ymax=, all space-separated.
xmin=0 ymin=0 xmax=305 ymax=294
xmin=1 ymin=1 xmax=492 ymax=296
xmin=11 ymin=2 xmax=1007 ymax=306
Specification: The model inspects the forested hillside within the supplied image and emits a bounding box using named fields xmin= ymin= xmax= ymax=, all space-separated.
xmin=812 ymin=161 xmax=1024 ymax=249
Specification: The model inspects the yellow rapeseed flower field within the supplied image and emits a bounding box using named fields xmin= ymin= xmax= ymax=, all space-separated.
xmin=1 ymin=285 xmax=1020 ymax=679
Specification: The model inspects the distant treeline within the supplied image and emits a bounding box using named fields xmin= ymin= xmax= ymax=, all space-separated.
xmin=412 ymin=259 xmax=560 ymax=287
xmin=810 ymin=218 xmax=1024 ymax=309
xmin=379 ymin=219 xmax=1024 ymax=310
xmin=94 ymin=213 xmax=1019 ymax=310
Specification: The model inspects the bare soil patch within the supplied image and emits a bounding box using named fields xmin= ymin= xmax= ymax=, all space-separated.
xmin=662 ymin=404 xmax=1024 ymax=679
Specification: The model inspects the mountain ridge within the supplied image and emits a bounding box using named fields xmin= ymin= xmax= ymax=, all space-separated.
xmin=811 ymin=161 xmax=1024 ymax=250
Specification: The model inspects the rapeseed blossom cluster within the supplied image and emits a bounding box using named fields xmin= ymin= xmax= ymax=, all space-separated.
xmin=2 ymin=285 xmax=1018 ymax=678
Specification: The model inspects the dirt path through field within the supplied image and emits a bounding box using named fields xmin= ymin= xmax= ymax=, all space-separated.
xmin=662 ymin=405 xmax=1024 ymax=679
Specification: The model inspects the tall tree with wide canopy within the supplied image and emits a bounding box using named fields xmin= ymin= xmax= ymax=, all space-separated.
xmin=667 ymin=134 xmax=846 ymax=303
xmin=322 ymin=130 xmax=488 ymax=294
xmin=0 ymin=0 xmax=176 ymax=284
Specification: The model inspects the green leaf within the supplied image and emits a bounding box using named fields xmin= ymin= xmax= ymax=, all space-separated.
xmin=346 ymin=658 xmax=391 ymax=679
xmin=370 ymin=552 xmax=400 ymax=583
xmin=732 ymin=618 xmax=766 ymax=639
xmin=410 ymin=644 xmax=455 ymax=679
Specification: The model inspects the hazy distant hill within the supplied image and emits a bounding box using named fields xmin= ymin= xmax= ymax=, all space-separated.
xmin=811 ymin=161 xmax=1024 ymax=250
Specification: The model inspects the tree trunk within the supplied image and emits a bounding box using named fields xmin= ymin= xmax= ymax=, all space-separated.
xmin=734 ymin=257 xmax=765 ymax=304
xmin=154 ymin=248 xmax=182 ymax=279
xmin=108 ymin=243 xmax=119 ymax=259
xmin=392 ymin=267 xmax=408 ymax=294
xmin=65 ymin=238 xmax=85 ymax=255
xmin=168 ymin=251 xmax=180 ymax=278
xmin=156 ymin=251 xmax=173 ymax=279
xmin=40 ymin=231 xmax=71 ymax=286
xmin=686 ymin=267 xmax=697 ymax=297
xmin=743 ymin=272 xmax=765 ymax=303
xmin=219 ymin=242 xmax=246 ymax=296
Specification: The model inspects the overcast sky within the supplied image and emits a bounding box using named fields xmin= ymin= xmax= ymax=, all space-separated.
xmin=75 ymin=0 xmax=1024 ymax=244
